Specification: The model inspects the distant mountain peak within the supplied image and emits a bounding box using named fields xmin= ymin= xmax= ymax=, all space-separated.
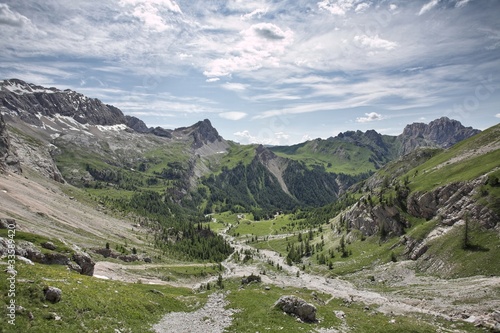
xmin=399 ymin=117 xmax=480 ymax=155
xmin=1 ymin=78 xmax=61 ymax=95
xmin=177 ymin=119 xmax=222 ymax=149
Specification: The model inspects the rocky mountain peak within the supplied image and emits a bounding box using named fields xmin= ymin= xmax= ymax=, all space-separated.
xmin=255 ymin=144 xmax=278 ymax=162
xmin=0 ymin=78 xmax=127 ymax=127
xmin=188 ymin=119 xmax=222 ymax=149
xmin=399 ymin=117 xmax=480 ymax=155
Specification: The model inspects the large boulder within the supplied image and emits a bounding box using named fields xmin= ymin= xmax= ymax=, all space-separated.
xmin=274 ymin=295 xmax=317 ymax=322
xmin=72 ymin=252 xmax=95 ymax=276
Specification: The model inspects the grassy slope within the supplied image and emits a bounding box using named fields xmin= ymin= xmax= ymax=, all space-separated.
xmin=225 ymin=280 xmax=482 ymax=333
xmin=406 ymin=123 xmax=500 ymax=192
xmin=0 ymin=261 xmax=202 ymax=333
xmin=271 ymin=139 xmax=377 ymax=175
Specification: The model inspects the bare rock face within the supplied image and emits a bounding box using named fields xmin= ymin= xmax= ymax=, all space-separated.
xmin=274 ymin=295 xmax=317 ymax=322
xmin=398 ymin=117 xmax=480 ymax=156
xmin=345 ymin=201 xmax=408 ymax=237
xmin=407 ymin=177 xmax=498 ymax=229
xmin=0 ymin=112 xmax=20 ymax=173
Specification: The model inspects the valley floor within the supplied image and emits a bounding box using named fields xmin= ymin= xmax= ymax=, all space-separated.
xmin=93 ymin=226 xmax=500 ymax=332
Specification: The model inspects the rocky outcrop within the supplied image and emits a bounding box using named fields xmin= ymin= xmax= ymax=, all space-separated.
xmin=8 ymin=128 xmax=64 ymax=182
xmin=0 ymin=237 xmax=95 ymax=275
xmin=400 ymin=236 xmax=429 ymax=260
xmin=0 ymin=112 xmax=20 ymax=173
xmin=72 ymin=252 xmax=95 ymax=276
xmin=344 ymin=201 xmax=409 ymax=237
xmin=125 ymin=115 xmax=150 ymax=133
xmin=274 ymin=295 xmax=317 ymax=322
xmin=151 ymin=126 xmax=172 ymax=138
xmin=0 ymin=218 xmax=16 ymax=229
xmin=398 ymin=117 xmax=480 ymax=156
xmin=407 ymin=177 xmax=498 ymax=229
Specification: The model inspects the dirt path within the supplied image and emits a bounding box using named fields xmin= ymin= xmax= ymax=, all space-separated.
xmin=153 ymin=292 xmax=238 ymax=333
xmin=152 ymin=225 xmax=500 ymax=330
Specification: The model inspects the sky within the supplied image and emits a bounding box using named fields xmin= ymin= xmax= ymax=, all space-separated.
xmin=0 ymin=0 xmax=499 ymax=145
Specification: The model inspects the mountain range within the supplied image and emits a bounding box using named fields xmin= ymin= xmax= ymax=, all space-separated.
xmin=1 ymin=78 xmax=499 ymax=333
xmin=0 ymin=78 xmax=481 ymax=214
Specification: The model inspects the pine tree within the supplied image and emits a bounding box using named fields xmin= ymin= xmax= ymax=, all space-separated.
xmin=462 ymin=214 xmax=471 ymax=249
xmin=217 ymin=273 xmax=224 ymax=289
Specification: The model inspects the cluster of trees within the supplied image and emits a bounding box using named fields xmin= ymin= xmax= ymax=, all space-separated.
xmin=202 ymin=161 xmax=298 ymax=215
xmin=85 ymin=164 xmax=146 ymax=190
xmin=103 ymin=190 xmax=232 ymax=262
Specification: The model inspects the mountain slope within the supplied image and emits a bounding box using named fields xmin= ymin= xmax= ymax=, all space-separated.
xmin=337 ymin=123 xmax=500 ymax=277
xmin=270 ymin=117 xmax=480 ymax=175
xmin=0 ymin=78 xmax=487 ymax=220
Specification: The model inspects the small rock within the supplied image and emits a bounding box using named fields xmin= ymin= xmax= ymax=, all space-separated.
xmin=16 ymin=256 xmax=34 ymax=265
xmin=28 ymin=312 xmax=34 ymax=320
xmin=15 ymin=305 xmax=26 ymax=314
xmin=67 ymin=261 xmax=82 ymax=273
xmin=0 ymin=218 xmax=16 ymax=229
xmin=44 ymin=286 xmax=62 ymax=303
xmin=41 ymin=241 xmax=57 ymax=250
xmin=334 ymin=310 xmax=346 ymax=319
xmin=492 ymin=310 xmax=500 ymax=323
xmin=265 ymin=286 xmax=271 ymax=290
xmin=150 ymin=289 xmax=164 ymax=296
xmin=45 ymin=312 xmax=61 ymax=320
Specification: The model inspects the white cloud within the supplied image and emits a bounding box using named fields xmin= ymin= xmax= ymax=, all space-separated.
xmin=495 ymin=113 xmax=500 ymax=119
xmin=233 ymin=130 xmax=259 ymax=143
xmin=221 ymin=82 xmax=248 ymax=92
xmin=119 ymin=0 xmax=182 ymax=13
xmin=389 ymin=4 xmax=398 ymax=12
xmin=0 ymin=3 xmax=31 ymax=27
xmin=300 ymin=134 xmax=312 ymax=142
xmin=355 ymin=3 xmax=370 ymax=13
xmin=118 ymin=0 xmax=182 ymax=32
xmin=206 ymin=78 xmax=220 ymax=83
xmin=233 ymin=129 xmax=291 ymax=145
xmin=353 ymin=35 xmax=397 ymax=50
xmin=219 ymin=112 xmax=248 ymax=120
xmin=318 ymin=0 xmax=355 ymax=16
xmin=242 ymin=8 xmax=268 ymax=20
xmin=418 ymin=0 xmax=440 ymax=16
xmin=203 ymin=22 xmax=293 ymax=78
xmin=356 ymin=112 xmax=384 ymax=123
xmin=455 ymin=0 xmax=472 ymax=8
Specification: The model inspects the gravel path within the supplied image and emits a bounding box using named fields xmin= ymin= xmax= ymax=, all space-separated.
xmin=152 ymin=292 xmax=238 ymax=333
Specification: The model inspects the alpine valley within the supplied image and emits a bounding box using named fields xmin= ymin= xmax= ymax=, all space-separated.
xmin=1 ymin=78 xmax=499 ymax=333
